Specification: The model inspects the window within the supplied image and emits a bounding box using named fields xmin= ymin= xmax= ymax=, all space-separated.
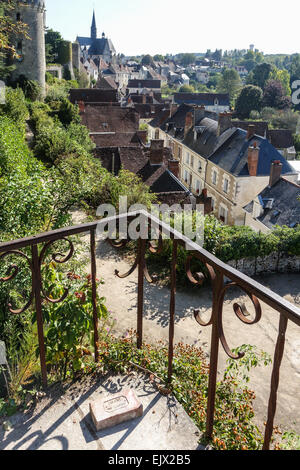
xmin=195 ymin=180 xmax=202 ymax=194
xmin=16 ymin=13 xmax=21 ymax=21
xmin=191 ymin=155 xmax=194 ymax=168
xmin=212 ymin=170 xmax=217 ymax=185
xmin=178 ymin=147 xmax=182 ymax=160
xmin=219 ymin=206 xmax=228 ymax=224
xmin=223 ymin=177 xmax=229 ymax=194
xmin=185 ymin=152 xmax=190 ymax=165
xmin=184 ymin=170 xmax=189 ymax=183
xmin=211 ymin=197 xmax=216 ymax=212
xmin=198 ymin=161 xmax=202 ymax=173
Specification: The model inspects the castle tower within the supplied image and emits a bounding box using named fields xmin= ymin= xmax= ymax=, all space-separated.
xmin=11 ymin=0 xmax=46 ymax=95
xmin=91 ymin=10 xmax=97 ymax=40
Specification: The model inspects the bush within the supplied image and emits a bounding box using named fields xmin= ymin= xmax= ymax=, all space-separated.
xmin=0 ymin=87 xmax=28 ymax=132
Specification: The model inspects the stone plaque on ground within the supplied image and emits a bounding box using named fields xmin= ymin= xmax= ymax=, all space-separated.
xmin=89 ymin=389 xmax=143 ymax=432
xmin=0 ymin=341 xmax=7 ymax=365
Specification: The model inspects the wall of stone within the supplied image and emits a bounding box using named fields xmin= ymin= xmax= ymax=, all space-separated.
xmin=227 ymin=253 xmax=300 ymax=277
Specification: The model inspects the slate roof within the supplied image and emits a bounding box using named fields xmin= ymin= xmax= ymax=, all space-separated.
xmin=244 ymin=178 xmax=300 ymax=229
xmin=69 ymin=88 xmax=118 ymax=104
xmin=173 ymin=93 xmax=230 ymax=107
xmin=209 ymin=129 xmax=295 ymax=177
xmin=94 ymin=146 xmax=189 ymax=197
xmin=88 ymin=37 xmax=116 ymax=56
xmin=233 ymin=120 xmax=269 ymax=138
xmin=128 ymin=80 xmax=161 ymax=89
xmin=96 ymin=76 xmax=118 ymax=90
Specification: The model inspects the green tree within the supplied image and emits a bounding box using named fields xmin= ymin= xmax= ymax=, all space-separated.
xmin=269 ymin=67 xmax=291 ymax=95
xmin=217 ymin=68 xmax=241 ymax=102
xmin=141 ymin=54 xmax=154 ymax=67
xmin=180 ymin=53 xmax=196 ymax=67
xmin=235 ymin=85 xmax=263 ymax=119
xmin=45 ymin=29 xmax=64 ymax=64
xmin=247 ymin=63 xmax=273 ymax=90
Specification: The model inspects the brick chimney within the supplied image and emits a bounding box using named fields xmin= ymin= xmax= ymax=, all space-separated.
xmin=184 ymin=111 xmax=194 ymax=138
xmin=150 ymin=139 xmax=164 ymax=165
xmin=269 ymin=160 xmax=283 ymax=187
xmin=136 ymin=130 xmax=147 ymax=145
xmin=168 ymin=159 xmax=179 ymax=178
xmin=142 ymin=94 xmax=147 ymax=104
xmin=247 ymin=124 xmax=255 ymax=140
xmin=217 ymin=112 xmax=232 ymax=136
xmin=196 ymin=188 xmax=213 ymax=215
xmin=247 ymin=142 xmax=260 ymax=177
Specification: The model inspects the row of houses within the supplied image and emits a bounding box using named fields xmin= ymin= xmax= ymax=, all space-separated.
xmin=148 ymin=105 xmax=300 ymax=232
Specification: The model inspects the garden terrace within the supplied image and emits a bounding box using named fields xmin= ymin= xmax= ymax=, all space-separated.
xmin=0 ymin=210 xmax=300 ymax=450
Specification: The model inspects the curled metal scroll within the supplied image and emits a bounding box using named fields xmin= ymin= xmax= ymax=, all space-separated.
xmin=113 ymin=235 xmax=163 ymax=284
xmin=217 ymin=282 xmax=262 ymax=360
xmin=187 ymin=253 xmax=263 ymax=361
xmin=0 ymin=250 xmax=34 ymax=314
xmin=39 ymin=238 xmax=74 ymax=304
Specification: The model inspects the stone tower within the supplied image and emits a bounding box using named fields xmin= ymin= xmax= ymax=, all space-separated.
xmin=11 ymin=0 xmax=46 ymax=94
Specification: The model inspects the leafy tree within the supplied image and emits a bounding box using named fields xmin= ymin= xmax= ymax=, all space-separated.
xmin=141 ymin=54 xmax=155 ymax=67
xmin=0 ymin=0 xmax=28 ymax=79
xmin=180 ymin=53 xmax=196 ymax=67
xmin=269 ymin=68 xmax=291 ymax=96
xmin=217 ymin=68 xmax=241 ymax=102
xmin=247 ymin=63 xmax=273 ymax=90
xmin=178 ymin=84 xmax=195 ymax=93
xmin=153 ymin=54 xmax=164 ymax=62
xmin=45 ymin=29 xmax=64 ymax=64
xmin=262 ymin=80 xmax=291 ymax=109
xmin=0 ymin=87 xmax=28 ymax=132
xmin=235 ymin=85 xmax=263 ymax=119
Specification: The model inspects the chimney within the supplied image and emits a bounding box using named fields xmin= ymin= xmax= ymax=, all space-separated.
xmin=150 ymin=139 xmax=164 ymax=165
xmin=142 ymin=94 xmax=147 ymax=104
xmin=217 ymin=112 xmax=232 ymax=136
xmin=269 ymin=160 xmax=283 ymax=187
xmin=169 ymin=103 xmax=178 ymax=118
xmin=247 ymin=124 xmax=255 ymax=140
xmin=168 ymin=159 xmax=179 ymax=178
xmin=194 ymin=105 xmax=206 ymax=123
xmin=196 ymin=188 xmax=212 ymax=215
xmin=137 ymin=130 xmax=147 ymax=145
xmin=184 ymin=111 xmax=193 ymax=138
xmin=247 ymin=142 xmax=260 ymax=177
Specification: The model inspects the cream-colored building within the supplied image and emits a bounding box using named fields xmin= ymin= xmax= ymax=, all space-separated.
xmin=148 ymin=106 xmax=298 ymax=228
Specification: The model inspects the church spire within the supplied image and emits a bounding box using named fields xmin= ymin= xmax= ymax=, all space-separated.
xmin=91 ymin=9 xmax=97 ymax=40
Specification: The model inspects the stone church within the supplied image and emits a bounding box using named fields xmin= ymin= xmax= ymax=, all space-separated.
xmin=76 ymin=11 xmax=116 ymax=65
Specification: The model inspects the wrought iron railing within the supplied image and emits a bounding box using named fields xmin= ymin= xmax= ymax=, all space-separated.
xmin=0 ymin=210 xmax=299 ymax=450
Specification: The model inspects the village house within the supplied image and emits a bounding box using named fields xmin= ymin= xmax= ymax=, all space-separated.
xmin=173 ymin=93 xmax=230 ymax=114
xmin=148 ymin=105 xmax=298 ymax=226
xmin=244 ymin=165 xmax=300 ymax=232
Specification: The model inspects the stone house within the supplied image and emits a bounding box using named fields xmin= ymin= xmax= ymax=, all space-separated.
xmin=148 ymin=105 xmax=298 ymax=227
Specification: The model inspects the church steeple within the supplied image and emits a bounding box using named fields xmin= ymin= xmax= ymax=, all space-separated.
xmin=91 ymin=10 xmax=97 ymax=40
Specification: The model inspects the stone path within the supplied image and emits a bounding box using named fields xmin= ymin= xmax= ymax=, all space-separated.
xmin=0 ymin=374 xmax=202 ymax=451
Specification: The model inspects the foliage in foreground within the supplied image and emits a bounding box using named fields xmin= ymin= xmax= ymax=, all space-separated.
xmin=94 ymin=332 xmax=272 ymax=450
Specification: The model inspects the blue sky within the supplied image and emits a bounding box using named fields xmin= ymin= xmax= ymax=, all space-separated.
xmin=45 ymin=0 xmax=299 ymax=56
